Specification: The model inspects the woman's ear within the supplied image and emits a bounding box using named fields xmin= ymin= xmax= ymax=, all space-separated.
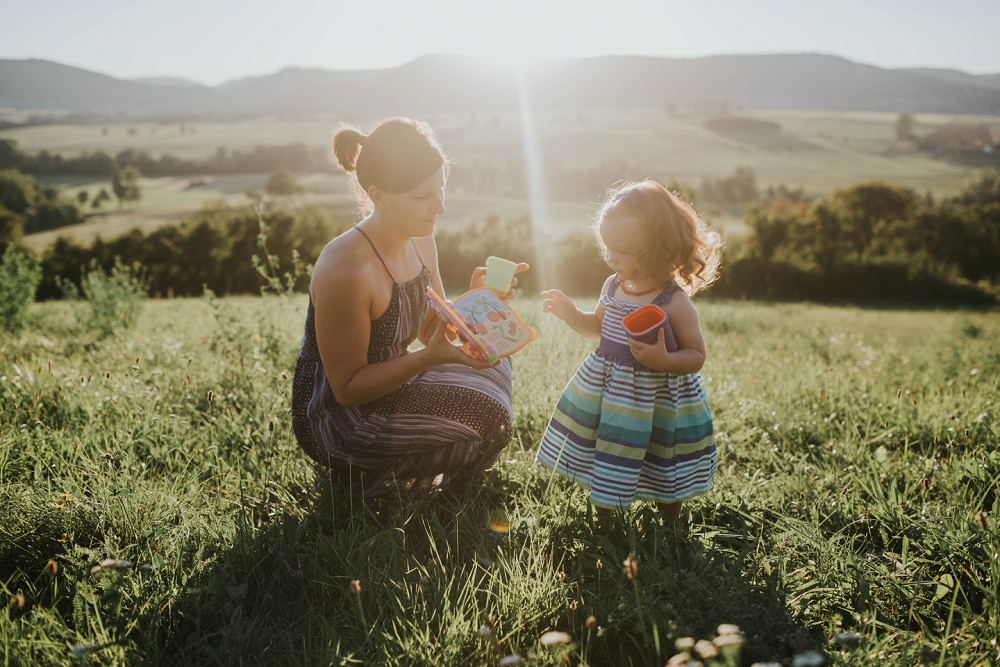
xmin=367 ymin=185 xmax=383 ymax=205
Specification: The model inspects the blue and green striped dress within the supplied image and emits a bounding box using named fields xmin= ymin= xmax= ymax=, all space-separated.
xmin=536 ymin=277 xmax=716 ymax=510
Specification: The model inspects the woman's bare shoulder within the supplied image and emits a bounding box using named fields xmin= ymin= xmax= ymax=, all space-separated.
xmin=313 ymin=229 xmax=369 ymax=290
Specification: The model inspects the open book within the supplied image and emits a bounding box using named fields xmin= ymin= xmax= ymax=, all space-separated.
xmin=426 ymin=288 xmax=536 ymax=364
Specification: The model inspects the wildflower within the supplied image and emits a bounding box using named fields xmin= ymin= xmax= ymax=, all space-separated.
xmin=585 ymin=615 xmax=597 ymax=630
xmin=9 ymin=593 xmax=25 ymax=609
xmin=792 ymin=650 xmax=827 ymax=667
xmin=623 ymin=555 xmax=638 ymax=580
xmin=975 ymin=510 xmax=988 ymax=530
xmin=478 ymin=624 xmax=492 ymax=638
xmin=206 ymin=390 xmax=214 ymax=402
xmin=568 ymin=600 xmax=578 ymax=611
xmin=595 ymin=559 xmax=603 ymax=570
xmin=714 ymin=633 xmax=744 ymax=648
xmin=498 ymin=655 xmax=522 ymax=666
xmin=666 ymin=653 xmax=690 ymax=666
xmin=675 ymin=637 xmax=696 ymax=651
xmin=694 ymin=639 xmax=718 ymax=659
xmin=717 ymin=623 xmax=741 ymax=636
xmin=538 ymin=630 xmax=572 ymax=646
xmin=834 ymin=631 xmax=862 ymax=649
xmin=70 ymin=642 xmax=104 ymax=658
xmin=44 ymin=559 xmax=59 ymax=575
xmin=349 ymin=579 xmax=361 ymax=594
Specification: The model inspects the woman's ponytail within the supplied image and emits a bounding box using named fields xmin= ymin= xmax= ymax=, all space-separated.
xmin=332 ymin=127 xmax=366 ymax=173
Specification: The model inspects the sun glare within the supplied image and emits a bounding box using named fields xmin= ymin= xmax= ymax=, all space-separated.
xmin=515 ymin=68 xmax=554 ymax=289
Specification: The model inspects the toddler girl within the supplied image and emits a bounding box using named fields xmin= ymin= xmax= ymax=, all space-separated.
xmin=537 ymin=180 xmax=721 ymax=520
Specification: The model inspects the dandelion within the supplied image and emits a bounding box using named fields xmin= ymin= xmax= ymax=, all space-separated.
xmin=538 ymin=630 xmax=573 ymax=646
xmin=623 ymin=555 xmax=638 ymax=580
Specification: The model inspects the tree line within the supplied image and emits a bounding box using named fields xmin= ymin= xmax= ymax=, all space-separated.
xmin=0 ymin=139 xmax=331 ymax=178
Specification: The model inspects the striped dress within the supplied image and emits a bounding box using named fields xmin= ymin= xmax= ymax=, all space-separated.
xmin=291 ymin=229 xmax=513 ymax=498
xmin=536 ymin=276 xmax=716 ymax=510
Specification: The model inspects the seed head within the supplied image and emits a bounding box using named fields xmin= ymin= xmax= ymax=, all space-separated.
xmin=349 ymin=579 xmax=361 ymax=595
xmin=694 ymin=639 xmax=718 ymax=659
xmin=44 ymin=559 xmax=59 ymax=575
xmin=975 ymin=510 xmax=988 ymax=530
xmin=675 ymin=637 xmax=696 ymax=651
xmin=623 ymin=555 xmax=638 ymax=580
xmin=717 ymin=623 xmax=742 ymax=636
xmin=538 ymin=630 xmax=572 ymax=646
xmin=585 ymin=615 xmax=597 ymax=630
xmin=595 ymin=559 xmax=603 ymax=570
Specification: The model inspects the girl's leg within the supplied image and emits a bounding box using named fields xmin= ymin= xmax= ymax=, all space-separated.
xmin=656 ymin=501 xmax=683 ymax=522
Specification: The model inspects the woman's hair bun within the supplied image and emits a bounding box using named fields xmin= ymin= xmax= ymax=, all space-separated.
xmin=333 ymin=127 xmax=367 ymax=172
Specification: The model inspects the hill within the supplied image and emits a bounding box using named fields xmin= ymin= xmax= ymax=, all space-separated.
xmin=2 ymin=53 xmax=999 ymax=119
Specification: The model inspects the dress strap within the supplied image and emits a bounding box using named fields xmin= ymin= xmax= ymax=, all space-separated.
xmin=354 ymin=226 xmax=396 ymax=283
xmin=607 ymin=274 xmax=621 ymax=298
xmin=652 ymin=282 xmax=682 ymax=306
xmin=410 ymin=239 xmax=428 ymax=271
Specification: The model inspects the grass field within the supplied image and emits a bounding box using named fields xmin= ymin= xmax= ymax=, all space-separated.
xmin=9 ymin=108 xmax=999 ymax=253
xmin=1 ymin=293 xmax=997 ymax=666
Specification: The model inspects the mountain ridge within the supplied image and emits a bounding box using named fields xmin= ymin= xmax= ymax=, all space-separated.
xmin=2 ymin=54 xmax=999 ymax=119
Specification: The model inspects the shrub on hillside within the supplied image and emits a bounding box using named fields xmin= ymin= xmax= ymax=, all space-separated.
xmin=80 ymin=259 xmax=148 ymax=340
xmin=0 ymin=245 xmax=42 ymax=333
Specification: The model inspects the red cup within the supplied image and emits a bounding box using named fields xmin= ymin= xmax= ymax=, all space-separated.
xmin=622 ymin=304 xmax=678 ymax=351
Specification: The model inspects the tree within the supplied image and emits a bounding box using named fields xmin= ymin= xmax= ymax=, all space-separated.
xmin=76 ymin=190 xmax=89 ymax=205
xmin=895 ymin=113 xmax=916 ymax=141
xmin=92 ymin=189 xmax=112 ymax=209
xmin=0 ymin=168 xmax=39 ymax=213
xmin=265 ymin=169 xmax=304 ymax=197
xmin=111 ymin=164 xmax=142 ymax=207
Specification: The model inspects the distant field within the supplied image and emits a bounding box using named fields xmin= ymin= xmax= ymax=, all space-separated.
xmin=7 ymin=107 xmax=998 ymax=251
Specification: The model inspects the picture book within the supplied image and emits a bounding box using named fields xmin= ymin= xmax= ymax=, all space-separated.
xmin=426 ymin=288 xmax=536 ymax=364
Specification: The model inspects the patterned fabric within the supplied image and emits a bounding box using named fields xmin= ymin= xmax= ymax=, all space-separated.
xmin=536 ymin=277 xmax=716 ymax=510
xmin=291 ymin=230 xmax=513 ymax=498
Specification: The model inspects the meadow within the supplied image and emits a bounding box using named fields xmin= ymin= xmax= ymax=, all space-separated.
xmin=1 ymin=293 xmax=997 ymax=666
xmin=11 ymin=107 xmax=999 ymax=253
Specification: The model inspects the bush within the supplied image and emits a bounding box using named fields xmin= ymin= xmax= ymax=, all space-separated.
xmin=0 ymin=245 xmax=42 ymax=333
xmin=81 ymin=258 xmax=148 ymax=339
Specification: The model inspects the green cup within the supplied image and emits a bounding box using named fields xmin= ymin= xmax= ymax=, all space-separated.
xmin=483 ymin=256 xmax=517 ymax=295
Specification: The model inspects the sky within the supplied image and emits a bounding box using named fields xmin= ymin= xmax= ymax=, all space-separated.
xmin=1 ymin=0 xmax=998 ymax=85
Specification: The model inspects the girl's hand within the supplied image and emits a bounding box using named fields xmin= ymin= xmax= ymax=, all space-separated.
xmin=469 ymin=262 xmax=530 ymax=302
xmin=628 ymin=328 xmax=671 ymax=371
xmin=540 ymin=289 xmax=578 ymax=321
xmin=423 ymin=316 xmax=496 ymax=370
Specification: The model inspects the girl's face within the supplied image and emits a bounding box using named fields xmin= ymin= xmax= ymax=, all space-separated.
xmin=374 ymin=167 xmax=447 ymax=235
xmin=598 ymin=213 xmax=648 ymax=281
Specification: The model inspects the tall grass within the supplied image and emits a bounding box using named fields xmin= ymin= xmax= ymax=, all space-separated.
xmin=0 ymin=296 xmax=997 ymax=666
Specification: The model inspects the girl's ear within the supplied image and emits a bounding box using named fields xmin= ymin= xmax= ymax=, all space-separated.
xmin=368 ymin=185 xmax=384 ymax=205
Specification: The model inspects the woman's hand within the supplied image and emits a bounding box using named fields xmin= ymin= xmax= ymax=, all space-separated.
xmin=628 ymin=328 xmax=672 ymax=371
xmin=469 ymin=262 xmax=530 ymax=302
xmin=540 ymin=289 xmax=578 ymax=322
xmin=422 ymin=316 xmax=497 ymax=370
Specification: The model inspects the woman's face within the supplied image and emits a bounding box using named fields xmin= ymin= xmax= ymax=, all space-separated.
xmin=375 ymin=167 xmax=447 ymax=235
xmin=598 ymin=213 xmax=648 ymax=281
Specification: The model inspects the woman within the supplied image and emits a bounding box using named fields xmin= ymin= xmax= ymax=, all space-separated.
xmin=291 ymin=117 xmax=521 ymax=498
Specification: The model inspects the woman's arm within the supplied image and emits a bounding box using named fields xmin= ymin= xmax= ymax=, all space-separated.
xmin=628 ymin=293 xmax=707 ymax=374
xmin=313 ymin=245 xmax=491 ymax=407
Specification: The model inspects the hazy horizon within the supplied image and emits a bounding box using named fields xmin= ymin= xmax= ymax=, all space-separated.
xmin=1 ymin=0 xmax=998 ymax=85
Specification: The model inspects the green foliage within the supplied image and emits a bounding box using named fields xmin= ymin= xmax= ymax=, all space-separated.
xmin=954 ymin=169 xmax=1000 ymax=206
xmin=0 ymin=245 xmax=41 ymax=333
xmin=0 ymin=204 xmax=24 ymax=252
xmin=110 ymin=164 xmax=142 ymax=207
xmin=251 ymin=207 xmax=312 ymax=297
xmin=80 ymin=258 xmax=148 ymax=339
xmin=265 ymin=169 xmax=304 ymax=197
xmin=0 ymin=168 xmax=38 ymax=213
xmin=700 ymin=166 xmax=758 ymax=205
xmin=894 ymin=112 xmax=916 ymax=141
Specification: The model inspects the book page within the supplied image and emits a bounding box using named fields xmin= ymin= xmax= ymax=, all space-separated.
xmin=450 ymin=289 xmax=536 ymax=357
